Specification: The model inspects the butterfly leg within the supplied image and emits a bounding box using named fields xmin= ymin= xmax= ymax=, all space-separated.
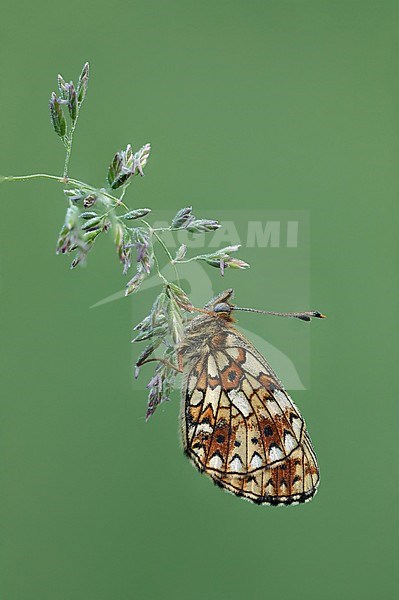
xmin=137 ymin=356 xmax=183 ymax=373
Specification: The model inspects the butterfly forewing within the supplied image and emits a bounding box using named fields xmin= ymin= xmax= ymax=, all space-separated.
xmin=180 ymin=310 xmax=319 ymax=505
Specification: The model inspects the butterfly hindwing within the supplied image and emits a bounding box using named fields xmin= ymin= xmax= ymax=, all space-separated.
xmin=181 ymin=321 xmax=319 ymax=505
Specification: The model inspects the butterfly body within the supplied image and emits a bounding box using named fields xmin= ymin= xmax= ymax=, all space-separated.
xmin=178 ymin=290 xmax=320 ymax=506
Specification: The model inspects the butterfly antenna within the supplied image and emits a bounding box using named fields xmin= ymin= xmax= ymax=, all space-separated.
xmin=233 ymin=306 xmax=326 ymax=322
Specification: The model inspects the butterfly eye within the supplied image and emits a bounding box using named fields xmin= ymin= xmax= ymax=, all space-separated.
xmin=213 ymin=302 xmax=231 ymax=314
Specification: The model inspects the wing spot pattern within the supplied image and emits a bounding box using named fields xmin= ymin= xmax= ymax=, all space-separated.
xmin=182 ymin=326 xmax=319 ymax=505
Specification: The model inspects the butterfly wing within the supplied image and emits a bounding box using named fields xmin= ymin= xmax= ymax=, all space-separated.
xmin=181 ymin=325 xmax=319 ymax=505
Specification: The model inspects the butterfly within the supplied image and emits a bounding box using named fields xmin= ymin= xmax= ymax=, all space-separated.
xmin=178 ymin=289 xmax=325 ymax=506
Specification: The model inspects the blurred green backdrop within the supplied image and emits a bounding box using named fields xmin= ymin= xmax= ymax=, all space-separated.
xmin=0 ymin=1 xmax=397 ymax=599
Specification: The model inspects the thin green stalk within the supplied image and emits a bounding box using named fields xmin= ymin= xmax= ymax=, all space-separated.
xmin=141 ymin=218 xmax=180 ymax=285
xmin=63 ymin=96 xmax=84 ymax=179
xmin=1 ymin=172 xmax=128 ymax=211
xmin=2 ymin=173 xmax=66 ymax=184
xmin=174 ymin=256 xmax=201 ymax=264
xmin=63 ymin=126 xmax=75 ymax=179
xmin=152 ymin=253 xmax=168 ymax=285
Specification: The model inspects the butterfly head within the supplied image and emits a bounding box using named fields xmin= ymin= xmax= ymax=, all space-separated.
xmin=203 ymin=289 xmax=236 ymax=321
xmin=213 ymin=302 xmax=233 ymax=318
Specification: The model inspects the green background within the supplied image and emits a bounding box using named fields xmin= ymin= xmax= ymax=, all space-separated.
xmin=0 ymin=1 xmax=397 ymax=599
